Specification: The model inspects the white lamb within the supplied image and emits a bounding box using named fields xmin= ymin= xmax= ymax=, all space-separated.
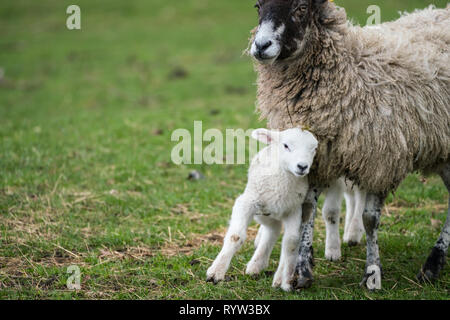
xmin=206 ymin=128 xmax=318 ymax=292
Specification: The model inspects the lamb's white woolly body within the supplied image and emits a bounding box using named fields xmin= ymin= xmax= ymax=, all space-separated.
xmin=207 ymin=128 xmax=318 ymax=291
xmin=246 ymin=146 xmax=308 ymax=220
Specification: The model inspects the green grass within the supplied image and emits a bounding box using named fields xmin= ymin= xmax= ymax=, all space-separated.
xmin=0 ymin=0 xmax=449 ymax=299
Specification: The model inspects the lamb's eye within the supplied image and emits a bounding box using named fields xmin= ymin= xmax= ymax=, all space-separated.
xmin=284 ymin=144 xmax=290 ymax=150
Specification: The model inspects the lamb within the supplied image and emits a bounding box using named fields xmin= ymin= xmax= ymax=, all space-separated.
xmin=206 ymin=128 xmax=318 ymax=291
xmin=248 ymin=0 xmax=450 ymax=290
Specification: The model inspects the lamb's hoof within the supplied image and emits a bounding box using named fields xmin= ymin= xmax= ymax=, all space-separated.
xmin=280 ymin=283 xmax=293 ymax=292
xmin=206 ymin=276 xmax=219 ymax=285
xmin=206 ymin=266 xmax=225 ymax=285
xmin=246 ymin=261 xmax=266 ymax=276
xmin=359 ymin=264 xmax=382 ymax=291
xmin=272 ymin=278 xmax=281 ymax=289
xmin=417 ymin=247 xmax=445 ymax=283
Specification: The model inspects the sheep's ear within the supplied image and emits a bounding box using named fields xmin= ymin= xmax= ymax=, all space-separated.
xmin=311 ymin=0 xmax=327 ymax=9
xmin=251 ymin=129 xmax=279 ymax=145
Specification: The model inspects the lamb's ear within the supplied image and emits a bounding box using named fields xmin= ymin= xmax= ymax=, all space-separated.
xmin=251 ymin=129 xmax=279 ymax=145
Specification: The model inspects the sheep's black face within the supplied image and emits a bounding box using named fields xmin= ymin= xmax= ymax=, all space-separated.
xmin=251 ymin=0 xmax=324 ymax=64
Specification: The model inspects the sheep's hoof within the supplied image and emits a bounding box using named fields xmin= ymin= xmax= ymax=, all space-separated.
xmin=417 ymin=247 xmax=445 ymax=283
xmin=295 ymin=275 xmax=313 ymax=289
xmin=359 ymin=265 xmax=382 ymax=291
xmin=346 ymin=240 xmax=359 ymax=247
xmin=325 ymin=248 xmax=341 ymax=262
xmin=417 ymin=269 xmax=437 ymax=283
xmin=294 ymin=268 xmax=314 ymax=289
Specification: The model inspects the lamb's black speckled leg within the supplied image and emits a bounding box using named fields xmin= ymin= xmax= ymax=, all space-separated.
xmin=294 ymin=187 xmax=322 ymax=289
xmin=360 ymin=193 xmax=385 ymax=290
xmin=418 ymin=163 xmax=450 ymax=282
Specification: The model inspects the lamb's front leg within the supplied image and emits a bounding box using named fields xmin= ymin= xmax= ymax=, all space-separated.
xmin=273 ymin=209 xmax=302 ymax=292
xmin=206 ymin=195 xmax=254 ymax=284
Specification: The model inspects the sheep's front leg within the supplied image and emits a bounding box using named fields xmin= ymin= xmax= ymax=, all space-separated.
xmin=206 ymin=195 xmax=254 ymax=284
xmin=246 ymin=217 xmax=281 ymax=275
xmin=322 ymin=181 xmax=344 ymax=261
xmin=273 ymin=209 xmax=302 ymax=292
xmin=294 ymin=187 xmax=322 ymax=289
xmin=360 ymin=193 xmax=385 ymax=290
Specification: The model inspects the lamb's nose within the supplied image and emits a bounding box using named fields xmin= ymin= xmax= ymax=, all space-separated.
xmin=256 ymin=40 xmax=272 ymax=52
xmin=297 ymin=164 xmax=309 ymax=172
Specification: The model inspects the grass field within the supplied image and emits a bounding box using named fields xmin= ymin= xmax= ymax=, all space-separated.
xmin=0 ymin=0 xmax=449 ymax=299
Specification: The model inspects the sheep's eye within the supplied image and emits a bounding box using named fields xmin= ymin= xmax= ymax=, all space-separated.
xmin=298 ymin=5 xmax=307 ymax=12
xmin=294 ymin=5 xmax=307 ymax=18
xmin=283 ymin=144 xmax=290 ymax=151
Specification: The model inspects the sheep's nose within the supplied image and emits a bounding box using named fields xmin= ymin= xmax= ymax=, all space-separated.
xmin=255 ymin=40 xmax=273 ymax=52
xmin=297 ymin=163 xmax=309 ymax=173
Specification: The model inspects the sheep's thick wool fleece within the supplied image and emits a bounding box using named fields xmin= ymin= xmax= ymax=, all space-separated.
xmin=255 ymin=4 xmax=450 ymax=194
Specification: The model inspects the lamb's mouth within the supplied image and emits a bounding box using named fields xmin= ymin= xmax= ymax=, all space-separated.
xmin=294 ymin=171 xmax=307 ymax=177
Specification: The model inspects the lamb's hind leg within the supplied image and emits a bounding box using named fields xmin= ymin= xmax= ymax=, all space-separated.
xmin=246 ymin=217 xmax=281 ymax=275
xmin=206 ymin=195 xmax=254 ymax=284
xmin=360 ymin=193 xmax=385 ymax=290
xmin=418 ymin=163 xmax=450 ymax=282
xmin=294 ymin=187 xmax=322 ymax=289
xmin=273 ymin=209 xmax=302 ymax=292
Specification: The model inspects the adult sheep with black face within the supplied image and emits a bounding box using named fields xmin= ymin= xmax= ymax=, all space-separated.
xmin=248 ymin=0 xmax=450 ymax=290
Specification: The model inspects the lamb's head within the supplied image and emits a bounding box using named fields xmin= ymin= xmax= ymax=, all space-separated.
xmin=250 ymin=0 xmax=327 ymax=64
xmin=252 ymin=128 xmax=318 ymax=177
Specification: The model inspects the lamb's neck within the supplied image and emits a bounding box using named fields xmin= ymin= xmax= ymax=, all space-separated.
xmin=255 ymin=24 xmax=358 ymax=140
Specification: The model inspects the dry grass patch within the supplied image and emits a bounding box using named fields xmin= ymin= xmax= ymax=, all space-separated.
xmin=160 ymin=226 xmax=259 ymax=257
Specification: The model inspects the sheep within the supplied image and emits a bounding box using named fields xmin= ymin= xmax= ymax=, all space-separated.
xmin=248 ymin=0 xmax=450 ymax=290
xmin=206 ymin=128 xmax=318 ymax=291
